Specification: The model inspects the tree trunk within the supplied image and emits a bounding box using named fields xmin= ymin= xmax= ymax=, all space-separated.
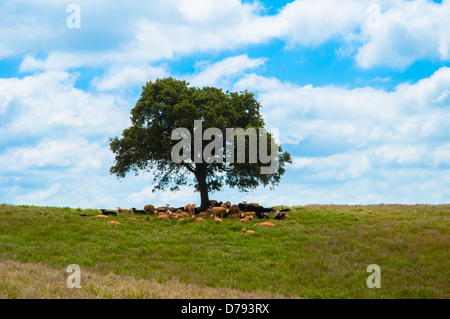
xmin=195 ymin=164 xmax=210 ymax=211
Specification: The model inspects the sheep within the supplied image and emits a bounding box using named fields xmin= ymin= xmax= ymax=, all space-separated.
xmin=177 ymin=209 xmax=190 ymax=218
xmin=209 ymin=200 xmax=218 ymax=208
xmin=131 ymin=207 xmax=146 ymax=214
xmin=191 ymin=216 xmax=205 ymax=222
xmin=244 ymin=211 xmax=256 ymax=217
xmin=210 ymin=214 xmax=223 ymax=222
xmin=238 ymin=203 xmax=247 ymax=211
xmin=108 ymin=221 xmax=120 ymax=226
xmin=157 ymin=214 xmax=171 ymax=221
xmin=274 ymin=211 xmax=288 ymax=220
xmin=91 ymin=215 xmax=109 ymax=219
xmin=230 ymin=213 xmax=242 ymax=219
xmin=79 ymin=214 xmax=89 ymax=217
xmin=220 ymin=201 xmax=231 ymax=209
xmin=211 ymin=206 xmax=230 ymax=218
xmin=184 ymin=204 xmax=196 ymax=215
xmin=254 ymin=222 xmax=275 ymax=227
xmin=239 ymin=215 xmax=253 ymax=223
xmin=247 ymin=203 xmax=260 ymax=207
xmin=197 ymin=210 xmax=209 ymax=218
xmin=169 ymin=211 xmax=182 ymax=220
xmin=278 ymin=208 xmax=291 ymax=212
xmin=100 ymin=209 xmax=117 ymax=216
xmin=229 ymin=204 xmax=240 ymax=214
xmin=241 ymin=228 xmax=255 ymax=234
xmin=143 ymin=204 xmax=155 ymax=214
xmin=116 ymin=207 xmax=131 ymax=214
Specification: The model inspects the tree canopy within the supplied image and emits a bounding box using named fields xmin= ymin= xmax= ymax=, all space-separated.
xmin=109 ymin=77 xmax=291 ymax=210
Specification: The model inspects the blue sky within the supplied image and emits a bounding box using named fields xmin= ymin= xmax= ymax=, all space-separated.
xmin=1 ymin=0 xmax=450 ymax=208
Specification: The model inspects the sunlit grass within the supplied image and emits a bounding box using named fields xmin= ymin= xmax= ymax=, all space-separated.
xmin=0 ymin=203 xmax=448 ymax=298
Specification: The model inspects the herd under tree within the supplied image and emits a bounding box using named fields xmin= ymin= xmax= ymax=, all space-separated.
xmin=109 ymin=78 xmax=291 ymax=210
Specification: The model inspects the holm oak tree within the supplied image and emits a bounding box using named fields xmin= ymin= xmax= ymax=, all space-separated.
xmin=109 ymin=77 xmax=291 ymax=210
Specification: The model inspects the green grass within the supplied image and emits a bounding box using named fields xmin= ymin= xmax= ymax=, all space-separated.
xmin=0 ymin=203 xmax=448 ymax=298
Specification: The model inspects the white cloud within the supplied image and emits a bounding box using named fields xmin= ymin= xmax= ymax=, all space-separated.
xmin=5 ymin=0 xmax=449 ymax=71
xmin=189 ymin=55 xmax=267 ymax=88
xmin=356 ymin=0 xmax=450 ymax=69
xmin=93 ymin=63 xmax=168 ymax=91
xmin=0 ymin=71 xmax=130 ymax=141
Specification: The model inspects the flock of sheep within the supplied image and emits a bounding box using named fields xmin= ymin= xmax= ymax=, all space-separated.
xmin=87 ymin=200 xmax=290 ymax=229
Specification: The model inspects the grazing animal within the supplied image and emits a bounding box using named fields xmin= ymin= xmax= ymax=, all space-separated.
xmin=91 ymin=215 xmax=109 ymax=219
xmin=254 ymin=222 xmax=275 ymax=227
xmin=278 ymin=208 xmax=291 ymax=212
xmin=178 ymin=209 xmax=190 ymax=218
xmin=244 ymin=211 xmax=256 ymax=217
xmin=238 ymin=203 xmax=247 ymax=211
xmin=211 ymin=206 xmax=229 ymax=218
xmin=220 ymin=201 xmax=231 ymax=209
xmin=108 ymin=221 xmax=120 ymax=226
xmin=247 ymin=203 xmax=260 ymax=207
xmin=116 ymin=207 xmax=130 ymax=214
xmin=274 ymin=211 xmax=288 ymax=220
xmin=210 ymin=214 xmax=223 ymax=222
xmin=241 ymin=228 xmax=255 ymax=234
xmin=143 ymin=204 xmax=155 ymax=214
xmin=79 ymin=214 xmax=89 ymax=217
xmin=209 ymin=200 xmax=218 ymax=208
xmin=197 ymin=211 xmax=209 ymax=218
xmin=131 ymin=208 xmax=146 ymax=214
xmin=229 ymin=204 xmax=240 ymax=214
xmin=184 ymin=204 xmax=196 ymax=215
xmin=192 ymin=216 xmax=205 ymax=223
xmin=239 ymin=215 xmax=253 ymax=223
xmin=157 ymin=214 xmax=170 ymax=221
xmin=100 ymin=209 xmax=117 ymax=216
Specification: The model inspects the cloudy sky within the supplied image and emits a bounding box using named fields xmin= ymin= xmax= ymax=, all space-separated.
xmin=1 ymin=0 xmax=449 ymax=208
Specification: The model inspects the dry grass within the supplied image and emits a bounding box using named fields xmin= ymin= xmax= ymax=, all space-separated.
xmin=0 ymin=259 xmax=296 ymax=299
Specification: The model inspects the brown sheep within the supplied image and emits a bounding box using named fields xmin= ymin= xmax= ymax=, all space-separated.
xmin=197 ymin=210 xmax=209 ymax=218
xmin=157 ymin=214 xmax=170 ymax=221
xmin=254 ymin=222 xmax=275 ymax=227
xmin=178 ymin=209 xmax=190 ymax=218
xmin=108 ymin=221 xmax=120 ymax=226
xmin=192 ymin=216 xmax=205 ymax=222
xmin=220 ymin=201 xmax=231 ymax=209
xmin=244 ymin=211 xmax=256 ymax=217
xmin=229 ymin=204 xmax=240 ymax=214
xmin=91 ymin=215 xmax=109 ymax=219
xmin=116 ymin=207 xmax=130 ymax=214
xmin=211 ymin=206 xmax=229 ymax=218
xmin=209 ymin=200 xmax=218 ymax=207
xmin=210 ymin=214 xmax=223 ymax=222
xmin=143 ymin=204 xmax=155 ymax=214
xmin=241 ymin=228 xmax=255 ymax=234
xmin=239 ymin=215 xmax=253 ymax=223
xmin=184 ymin=204 xmax=196 ymax=215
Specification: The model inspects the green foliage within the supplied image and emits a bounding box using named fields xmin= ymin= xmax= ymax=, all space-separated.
xmin=109 ymin=78 xmax=292 ymax=205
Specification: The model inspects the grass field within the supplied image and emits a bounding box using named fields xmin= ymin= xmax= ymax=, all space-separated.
xmin=0 ymin=203 xmax=448 ymax=299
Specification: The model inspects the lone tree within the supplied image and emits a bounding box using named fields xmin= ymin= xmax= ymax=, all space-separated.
xmin=109 ymin=77 xmax=291 ymax=210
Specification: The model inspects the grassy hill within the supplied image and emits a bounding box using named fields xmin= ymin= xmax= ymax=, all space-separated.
xmin=0 ymin=203 xmax=448 ymax=298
